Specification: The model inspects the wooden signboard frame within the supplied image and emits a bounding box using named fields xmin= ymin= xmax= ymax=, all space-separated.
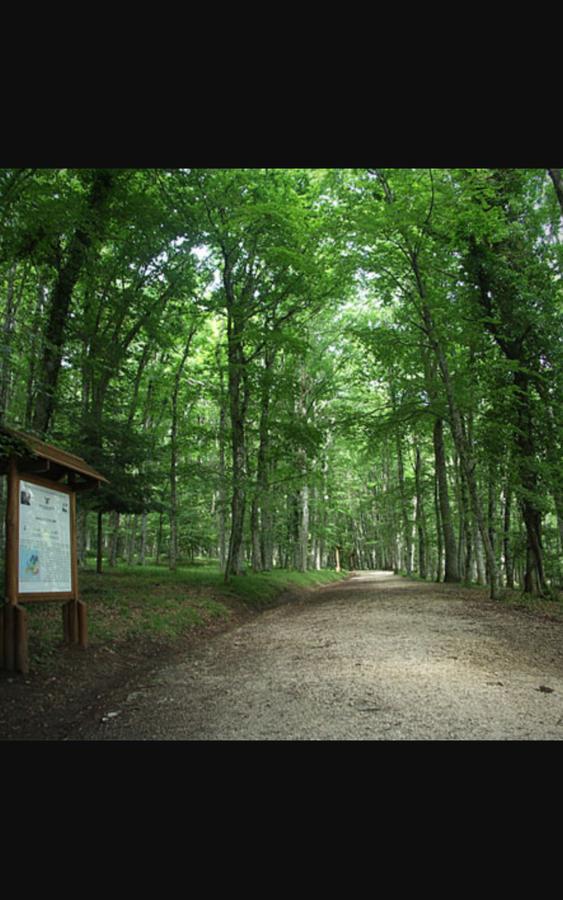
xmin=14 ymin=471 xmax=76 ymax=602
xmin=1 ymin=427 xmax=108 ymax=674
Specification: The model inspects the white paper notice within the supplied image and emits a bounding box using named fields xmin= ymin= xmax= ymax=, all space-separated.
xmin=18 ymin=480 xmax=72 ymax=594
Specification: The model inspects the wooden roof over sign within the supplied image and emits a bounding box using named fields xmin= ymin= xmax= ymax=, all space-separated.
xmin=0 ymin=424 xmax=109 ymax=488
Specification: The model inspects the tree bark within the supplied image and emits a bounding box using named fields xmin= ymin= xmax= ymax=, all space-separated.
xmin=216 ymin=356 xmax=228 ymax=571
xmin=487 ymin=467 xmax=497 ymax=585
xmin=139 ymin=510 xmax=148 ymax=565
xmin=24 ymin=284 xmax=46 ymax=428
xmin=108 ymin=511 xmax=120 ymax=567
xmin=260 ymin=460 xmax=275 ymax=571
xmin=96 ymin=511 xmax=103 ymax=574
xmin=395 ymin=421 xmax=413 ymax=575
xmin=32 ymin=170 xmax=114 ymax=435
xmin=434 ymin=469 xmax=443 ymax=582
xmin=512 ymin=370 xmax=549 ymax=595
xmin=335 ymin=545 xmax=341 ymax=573
xmin=156 ymin=511 xmax=164 ymax=565
xmin=548 ymin=168 xmax=563 ymax=217
xmin=295 ymin=366 xmax=309 ymax=572
xmin=410 ymin=253 xmax=498 ymax=596
xmin=433 ymin=417 xmax=460 ymax=582
xmin=0 ymin=265 xmax=17 ymax=419
xmin=224 ymin=268 xmax=250 ymax=579
xmin=169 ymin=325 xmax=197 ymax=571
xmin=77 ymin=507 xmax=88 ymax=567
xmin=434 ymin=338 xmax=499 ymax=597
xmin=414 ymin=447 xmax=427 ymax=579
xmin=468 ymin=220 xmax=549 ymax=596
xmin=127 ymin=514 xmax=137 ymax=565
xmin=503 ymin=487 xmax=514 ymax=589
xmin=250 ymin=345 xmax=276 ymax=570
xmin=297 ymin=483 xmax=309 ymax=572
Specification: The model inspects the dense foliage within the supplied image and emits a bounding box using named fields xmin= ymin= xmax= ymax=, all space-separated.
xmin=1 ymin=167 xmax=561 ymax=597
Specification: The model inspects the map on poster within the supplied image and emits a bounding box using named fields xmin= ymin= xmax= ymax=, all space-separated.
xmin=18 ymin=480 xmax=72 ymax=593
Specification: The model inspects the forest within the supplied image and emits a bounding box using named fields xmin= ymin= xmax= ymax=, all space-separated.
xmin=0 ymin=167 xmax=562 ymax=600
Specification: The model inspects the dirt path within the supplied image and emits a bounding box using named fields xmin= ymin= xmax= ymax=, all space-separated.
xmin=76 ymin=571 xmax=563 ymax=741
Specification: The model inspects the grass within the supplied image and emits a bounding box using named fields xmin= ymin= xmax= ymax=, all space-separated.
xmin=22 ymin=561 xmax=347 ymax=668
xmin=218 ymin=566 xmax=346 ymax=608
xmin=497 ymin=588 xmax=563 ymax=621
xmin=400 ymin=568 xmax=563 ymax=617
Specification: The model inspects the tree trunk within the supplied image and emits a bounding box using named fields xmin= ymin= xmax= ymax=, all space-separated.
xmin=108 ymin=511 xmax=120 ymax=567
xmin=139 ymin=510 xmax=148 ymax=565
xmin=522 ymin=504 xmax=546 ymax=595
xmin=24 ymin=284 xmax=47 ymax=428
xmin=155 ymin=511 xmax=164 ymax=565
xmin=513 ymin=371 xmax=549 ymax=595
xmin=335 ymin=546 xmax=341 ymax=573
xmin=556 ymin=500 xmax=563 ymax=564
xmin=434 ymin=469 xmax=443 ymax=582
xmin=127 ymin=514 xmax=137 ymax=565
xmin=260 ymin=465 xmax=274 ymax=571
xmin=32 ymin=170 xmax=114 ymax=435
xmin=169 ymin=437 xmax=178 ymax=572
xmin=250 ymin=345 xmax=276 ymax=571
xmin=169 ymin=325 xmax=197 ymax=571
xmin=77 ymin=507 xmax=88 ymax=567
xmin=503 ymin=487 xmax=514 ymax=589
xmin=402 ymin=244 xmax=499 ymax=596
xmin=433 ymin=417 xmax=460 ymax=582
xmin=415 ymin=447 xmax=427 ymax=579
xmin=487 ymin=467 xmax=497 ymax=585
xmin=250 ymin=498 xmax=262 ymax=571
xmin=96 ymin=511 xmax=103 ymax=575
xmin=0 ymin=265 xmax=17 ymax=419
xmin=226 ymin=397 xmax=247 ymax=577
xmin=224 ymin=290 xmax=249 ymax=579
xmin=474 ymin=529 xmax=486 ymax=585
xmin=396 ymin=425 xmax=413 ymax=575
xmin=456 ymin=454 xmax=472 ymax=582
xmin=469 ymin=230 xmax=549 ymax=597
xmin=434 ymin=338 xmax=499 ymax=598
xmin=295 ymin=368 xmax=310 ymax=572
xmin=297 ymin=483 xmax=309 ymax=572
xmin=217 ymin=359 xmax=228 ymax=572
xmin=548 ymin=168 xmax=563 ymax=216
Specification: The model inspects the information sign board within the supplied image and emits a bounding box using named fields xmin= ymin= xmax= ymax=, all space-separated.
xmin=18 ymin=478 xmax=72 ymax=594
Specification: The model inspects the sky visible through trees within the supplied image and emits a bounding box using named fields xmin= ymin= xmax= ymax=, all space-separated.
xmin=0 ymin=167 xmax=561 ymax=598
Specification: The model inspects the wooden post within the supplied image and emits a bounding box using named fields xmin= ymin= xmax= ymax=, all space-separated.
xmin=63 ymin=599 xmax=78 ymax=644
xmin=62 ymin=601 xmax=70 ymax=643
xmin=96 ymin=510 xmax=103 ymax=574
xmin=14 ymin=604 xmax=29 ymax=674
xmin=70 ymin=491 xmax=79 ymax=595
xmin=3 ymin=458 xmax=19 ymax=671
xmin=0 ymin=606 xmax=4 ymax=667
xmin=68 ymin=599 xmax=78 ymax=644
xmin=5 ymin=457 xmax=19 ymax=605
xmin=63 ymin=599 xmax=86 ymax=647
xmin=3 ymin=603 xmax=15 ymax=671
xmin=70 ymin=489 xmax=88 ymax=647
xmin=77 ymin=599 xmax=88 ymax=648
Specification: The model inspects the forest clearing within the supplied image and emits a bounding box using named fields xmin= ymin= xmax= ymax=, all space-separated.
xmin=0 ymin=167 xmax=562 ymax=740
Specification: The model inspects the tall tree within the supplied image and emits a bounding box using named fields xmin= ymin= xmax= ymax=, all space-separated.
xmin=32 ymin=169 xmax=115 ymax=434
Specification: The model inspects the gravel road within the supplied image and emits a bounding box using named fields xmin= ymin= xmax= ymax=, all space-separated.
xmin=82 ymin=571 xmax=563 ymax=741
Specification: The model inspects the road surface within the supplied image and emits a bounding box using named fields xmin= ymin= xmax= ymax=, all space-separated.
xmin=81 ymin=571 xmax=563 ymax=740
